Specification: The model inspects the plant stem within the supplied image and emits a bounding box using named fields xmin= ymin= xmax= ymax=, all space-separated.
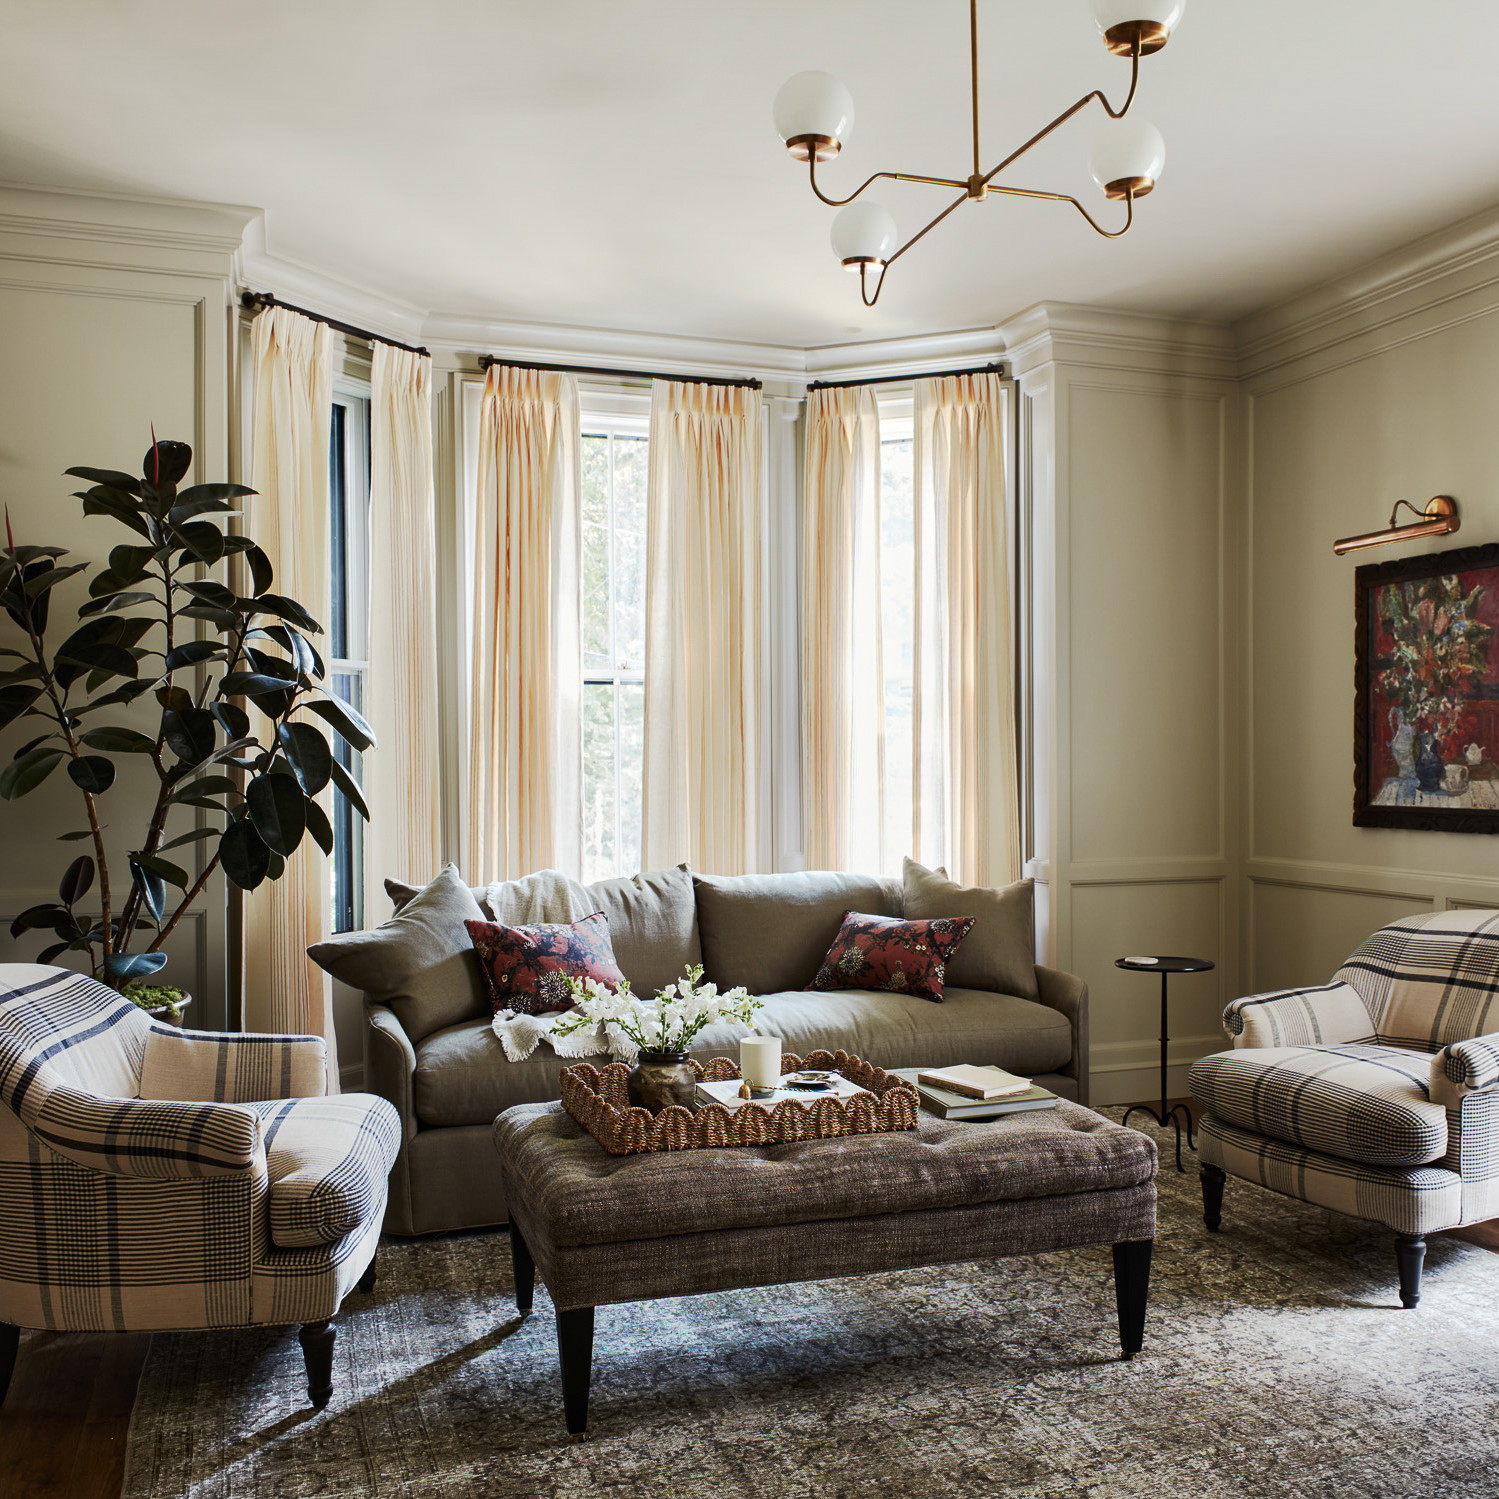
xmin=149 ymin=851 xmax=222 ymax=951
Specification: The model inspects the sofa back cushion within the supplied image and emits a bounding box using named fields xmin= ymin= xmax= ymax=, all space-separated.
xmin=386 ymin=863 xmax=701 ymax=1001
xmin=901 ymin=858 xmax=1038 ymax=1001
xmin=693 ymin=870 xmax=902 ymax=995
xmin=308 ymin=864 xmax=487 ymax=1042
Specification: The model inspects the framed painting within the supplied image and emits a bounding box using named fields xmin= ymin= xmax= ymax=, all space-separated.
xmin=1354 ymin=541 xmax=1499 ymax=832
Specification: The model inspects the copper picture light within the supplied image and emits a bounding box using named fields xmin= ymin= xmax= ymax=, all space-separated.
xmin=1332 ymin=496 xmax=1460 ymax=557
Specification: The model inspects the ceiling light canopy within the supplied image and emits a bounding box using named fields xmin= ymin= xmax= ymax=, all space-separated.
xmin=774 ymin=0 xmax=1184 ymax=305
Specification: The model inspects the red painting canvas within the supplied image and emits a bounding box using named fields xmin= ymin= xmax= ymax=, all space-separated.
xmin=1355 ymin=542 xmax=1499 ymax=832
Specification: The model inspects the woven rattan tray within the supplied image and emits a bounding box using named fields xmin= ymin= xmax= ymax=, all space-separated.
xmin=559 ymin=1049 xmax=919 ymax=1156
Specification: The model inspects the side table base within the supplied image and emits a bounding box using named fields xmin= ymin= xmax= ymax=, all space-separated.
xmin=1120 ymin=1100 xmax=1196 ymax=1173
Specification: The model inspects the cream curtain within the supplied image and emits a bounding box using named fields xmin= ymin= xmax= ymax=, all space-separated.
xmin=243 ymin=306 xmax=337 ymax=1065
xmin=641 ymin=381 xmax=765 ymax=873
xmin=914 ymin=370 xmax=1020 ymax=887
xmin=800 ymin=384 xmax=883 ymax=870
xmin=366 ymin=344 xmax=443 ymax=898
xmin=466 ymin=364 xmax=582 ymax=880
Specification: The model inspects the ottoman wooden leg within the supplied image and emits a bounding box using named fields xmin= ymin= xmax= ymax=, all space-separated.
xmin=1111 ymin=1238 xmax=1153 ymax=1361
xmin=0 ymin=1322 xmax=18 ymax=1407
xmin=510 ymin=1222 xmax=535 ymax=1315
xmin=557 ymin=1306 xmax=594 ymax=1437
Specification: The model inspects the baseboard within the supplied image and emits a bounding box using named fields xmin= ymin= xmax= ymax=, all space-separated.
xmin=339 ymin=1061 xmax=365 ymax=1094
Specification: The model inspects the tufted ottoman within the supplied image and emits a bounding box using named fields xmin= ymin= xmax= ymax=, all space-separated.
xmin=492 ymin=1097 xmax=1158 ymax=1434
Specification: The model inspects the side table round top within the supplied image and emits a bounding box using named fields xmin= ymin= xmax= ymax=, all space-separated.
xmin=1114 ymin=955 xmax=1216 ymax=974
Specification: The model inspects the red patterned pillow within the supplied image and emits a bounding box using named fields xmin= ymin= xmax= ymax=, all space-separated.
xmin=806 ymin=910 xmax=975 ymax=1004
xmin=464 ymin=913 xmax=626 ymax=1016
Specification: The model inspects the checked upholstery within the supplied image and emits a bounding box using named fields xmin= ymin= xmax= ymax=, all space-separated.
xmin=1192 ymin=911 xmax=1499 ymax=1236
xmin=0 ymin=964 xmax=400 ymax=1333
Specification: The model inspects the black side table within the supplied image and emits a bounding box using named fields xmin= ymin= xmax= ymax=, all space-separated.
xmin=1114 ymin=955 xmax=1216 ymax=1172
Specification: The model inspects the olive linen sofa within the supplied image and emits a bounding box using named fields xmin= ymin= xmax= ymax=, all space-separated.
xmin=310 ymin=860 xmax=1090 ymax=1237
xmin=1191 ymin=909 xmax=1499 ymax=1309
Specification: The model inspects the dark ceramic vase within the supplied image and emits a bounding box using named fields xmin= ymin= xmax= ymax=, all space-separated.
xmin=1416 ymin=732 xmax=1444 ymax=793
xmin=626 ymin=1051 xmax=698 ymax=1114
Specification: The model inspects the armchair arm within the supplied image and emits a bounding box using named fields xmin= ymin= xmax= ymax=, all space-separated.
xmin=140 ymin=1025 xmax=328 ymax=1103
xmin=24 ymin=1080 xmax=261 ymax=1180
xmin=1433 ymin=1033 xmax=1499 ymax=1102
xmin=1035 ymin=965 xmax=1090 ymax=1106
xmin=366 ymin=1003 xmax=417 ymax=1142
xmin=1222 ymin=982 xmax=1376 ymax=1049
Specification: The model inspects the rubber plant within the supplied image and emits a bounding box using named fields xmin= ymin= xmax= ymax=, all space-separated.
xmin=0 ymin=438 xmax=374 ymax=988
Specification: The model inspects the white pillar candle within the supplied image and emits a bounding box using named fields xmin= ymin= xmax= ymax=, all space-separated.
xmin=740 ymin=1035 xmax=782 ymax=1089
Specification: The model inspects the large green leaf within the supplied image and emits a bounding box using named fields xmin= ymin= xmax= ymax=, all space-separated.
xmin=162 ymin=707 xmax=217 ymax=765
xmin=132 ymin=853 xmax=189 ymax=889
xmin=166 ymin=773 xmax=237 ymax=803
xmin=103 ymin=951 xmax=168 ymax=983
xmin=58 ymin=855 xmax=95 ymax=906
xmin=219 ymin=818 xmax=271 ymax=891
xmin=172 ymin=520 xmax=227 ymax=566
xmin=65 ymin=466 xmax=142 ymax=493
xmin=77 ymin=589 xmax=157 ymax=618
xmin=67 ymin=755 xmax=115 ymax=794
xmin=79 ymin=725 xmax=155 ymax=753
xmin=128 ymin=857 xmax=166 ymax=924
xmin=304 ymin=797 xmax=334 ymax=856
xmin=279 ymin=721 xmax=332 ymax=795
xmin=10 ymin=902 xmax=69 ymax=938
xmin=0 ymin=685 xmax=43 ymax=730
xmin=220 ymin=670 xmax=299 ymax=699
xmin=210 ymin=701 xmax=250 ymax=740
xmin=305 ymin=695 xmax=375 ymax=752
xmin=55 ymin=641 xmax=139 ymax=681
xmin=172 ymin=482 xmax=255 ymax=508
xmin=179 ymin=579 xmax=237 ymax=611
xmin=246 ymin=771 xmax=306 ymax=856
xmin=158 ymin=826 xmax=221 ymax=851
xmin=244 ymin=544 xmax=274 ymax=597
xmin=0 ymin=746 xmax=66 ymax=799
xmin=163 ymin=640 xmax=224 ymax=672
xmin=252 ymin=593 xmax=322 ymax=634
xmin=328 ymin=755 xmax=370 ymax=821
xmin=23 ymin=563 xmax=88 ymax=597
xmin=80 ymin=487 xmax=153 ymax=539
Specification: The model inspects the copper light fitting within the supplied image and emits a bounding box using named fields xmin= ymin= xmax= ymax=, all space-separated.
xmin=1332 ymin=496 xmax=1461 ymax=556
xmin=773 ymin=0 xmax=1183 ymax=306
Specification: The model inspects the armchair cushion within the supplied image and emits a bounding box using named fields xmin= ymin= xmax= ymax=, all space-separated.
xmin=248 ymin=1093 xmax=401 ymax=1248
xmin=140 ymin=1026 xmax=327 ymax=1103
xmin=1222 ymin=982 xmax=1376 ymax=1049
xmin=1190 ymin=1043 xmax=1447 ymax=1167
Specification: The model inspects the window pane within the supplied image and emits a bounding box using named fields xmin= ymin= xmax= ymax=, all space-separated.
xmin=619 ymin=680 xmax=644 ymax=877
xmin=581 ymin=433 xmax=612 ymax=671
xmin=329 ymin=403 xmax=349 ymax=660
xmin=582 ymin=681 xmax=618 ymax=884
xmin=613 ymin=435 xmax=648 ymax=673
xmin=879 ymin=437 xmax=915 ymax=873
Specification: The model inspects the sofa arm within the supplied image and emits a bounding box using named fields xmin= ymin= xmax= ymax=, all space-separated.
xmin=1222 ymin=982 xmax=1376 ymax=1049
xmin=1433 ymin=1033 xmax=1499 ymax=1101
xmin=25 ymin=1081 xmax=262 ymax=1180
xmin=140 ymin=1025 xmax=328 ymax=1103
xmin=367 ymin=1002 xmax=418 ymax=1142
xmin=1035 ymin=965 xmax=1090 ymax=1106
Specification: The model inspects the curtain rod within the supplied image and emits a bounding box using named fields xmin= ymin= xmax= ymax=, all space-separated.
xmin=476 ymin=354 xmax=763 ymax=390
xmin=240 ymin=291 xmax=431 ymax=358
xmin=805 ymin=360 xmax=1007 ymax=391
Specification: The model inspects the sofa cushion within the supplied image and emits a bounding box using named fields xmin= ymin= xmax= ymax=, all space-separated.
xmin=465 ymin=913 xmax=625 ymax=1015
xmin=1190 ymin=1042 xmax=1447 ymax=1167
xmin=807 ymin=910 xmax=975 ymax=1003
xmin=387 ymin=864 xmax=701 ymax=1000
xmin=902 ymin=858 xmax=1038 ymax=1001
xmin=247 ymin=1093 xmax=402 ymax=1248
xmin=308 ymin=864 xmax=487 ymax=1042
xmin=693 ymin=870 xmax=902 ymax=994
xmin=414 ymin=986 xmax=1071 ymax=1128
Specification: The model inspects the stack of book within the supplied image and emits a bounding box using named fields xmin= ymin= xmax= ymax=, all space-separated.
xmin=896 ymin=1064 xmax=1058 ymax=1120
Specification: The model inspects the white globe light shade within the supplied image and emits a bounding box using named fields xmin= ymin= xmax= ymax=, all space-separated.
xmin=1090 ymin=0 xmax=1184 ymax=54
xmin=773 ymin=71 xmax=855 ymax=160
xmin=1089 ymin=118 xmax=1166 ymax=198
xmin=831 ymin=202 xmax=898 ymax=268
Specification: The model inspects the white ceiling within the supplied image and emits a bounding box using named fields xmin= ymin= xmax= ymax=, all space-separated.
xmin=4 ymin=1 xmax=1499 ymax=350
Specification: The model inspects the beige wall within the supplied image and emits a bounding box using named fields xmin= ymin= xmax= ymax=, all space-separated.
xmin=1239 ymin=204 xmax=1499 ymax=993
xmin=1002 ymin=305 xmax=1244 ymax=1106
xmin=0 ymin=184 xmax=247 ymax=1025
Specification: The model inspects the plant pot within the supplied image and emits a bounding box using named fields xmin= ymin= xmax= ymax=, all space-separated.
xmin=145 ymin=994 xmax=192 ymax=1027
xmin=626 ymin=1051 xmax=698 ymax=1115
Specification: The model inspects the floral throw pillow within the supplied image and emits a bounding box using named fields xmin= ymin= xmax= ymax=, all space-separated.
xmin=806 ymin=910 xmax=976 ymax=1004
xmin=464 ymin=913 xmax=626 ymax=1016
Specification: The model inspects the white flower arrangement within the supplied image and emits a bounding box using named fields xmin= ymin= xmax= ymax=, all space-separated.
xmin=550 ymin=964 xmax=762 ymax=1060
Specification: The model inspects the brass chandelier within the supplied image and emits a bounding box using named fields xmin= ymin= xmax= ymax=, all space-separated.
xmin=772 ymin=0 xmax=1185 ymax=306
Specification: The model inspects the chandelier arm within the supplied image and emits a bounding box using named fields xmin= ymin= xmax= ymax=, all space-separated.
xmin=857 ymin=184 xmax=975 ymax=306
xmin=983 ymin=183 xmax=1135 ymax=237
xmin=977 ymin=44 xmax=1142 ymax=190
xmin=808 ymin=155 xmax=967 ymax=209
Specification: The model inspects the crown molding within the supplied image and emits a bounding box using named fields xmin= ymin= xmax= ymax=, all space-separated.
xmin=1235 ymin=200 xmax=1499 ymax=392
xmin=998 ymin=301 xmax=1238 ymax=383
xmin=0 ymin=179 xmax=255 ymax=269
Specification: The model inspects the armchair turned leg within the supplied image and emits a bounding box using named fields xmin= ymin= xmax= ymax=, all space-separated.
xmin=1396 ymin=1235 xmax=1426 ymax=1309
xmin=356 ymin=1253 xmax=378 ymax=1295
xmin=299 ymin=1320 xmax=336 ymax=1407
xmin=0 ymin=1322 xmax=17 ymax=1407
xmin=1201 ymin=1164 xmax=1226 ymax=1232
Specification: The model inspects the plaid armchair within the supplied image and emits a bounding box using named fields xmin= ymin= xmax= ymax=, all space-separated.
xmin=1190 ymin=910 xmax=1499 ymax=1308
xmin=0 ymin=965 xmax=401 ymax=1407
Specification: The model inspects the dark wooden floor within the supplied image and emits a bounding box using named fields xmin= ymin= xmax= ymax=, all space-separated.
xmin=3 ymin=1097 xmax=1496 ymax=1499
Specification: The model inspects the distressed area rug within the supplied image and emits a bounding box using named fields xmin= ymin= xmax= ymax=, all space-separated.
xmin=123 ymin=1120 xmax=1499 ymax=1499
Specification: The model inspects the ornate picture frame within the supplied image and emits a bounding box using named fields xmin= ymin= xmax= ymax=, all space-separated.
xmin=1354 ymin=541 xmax=1499 ymax=833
